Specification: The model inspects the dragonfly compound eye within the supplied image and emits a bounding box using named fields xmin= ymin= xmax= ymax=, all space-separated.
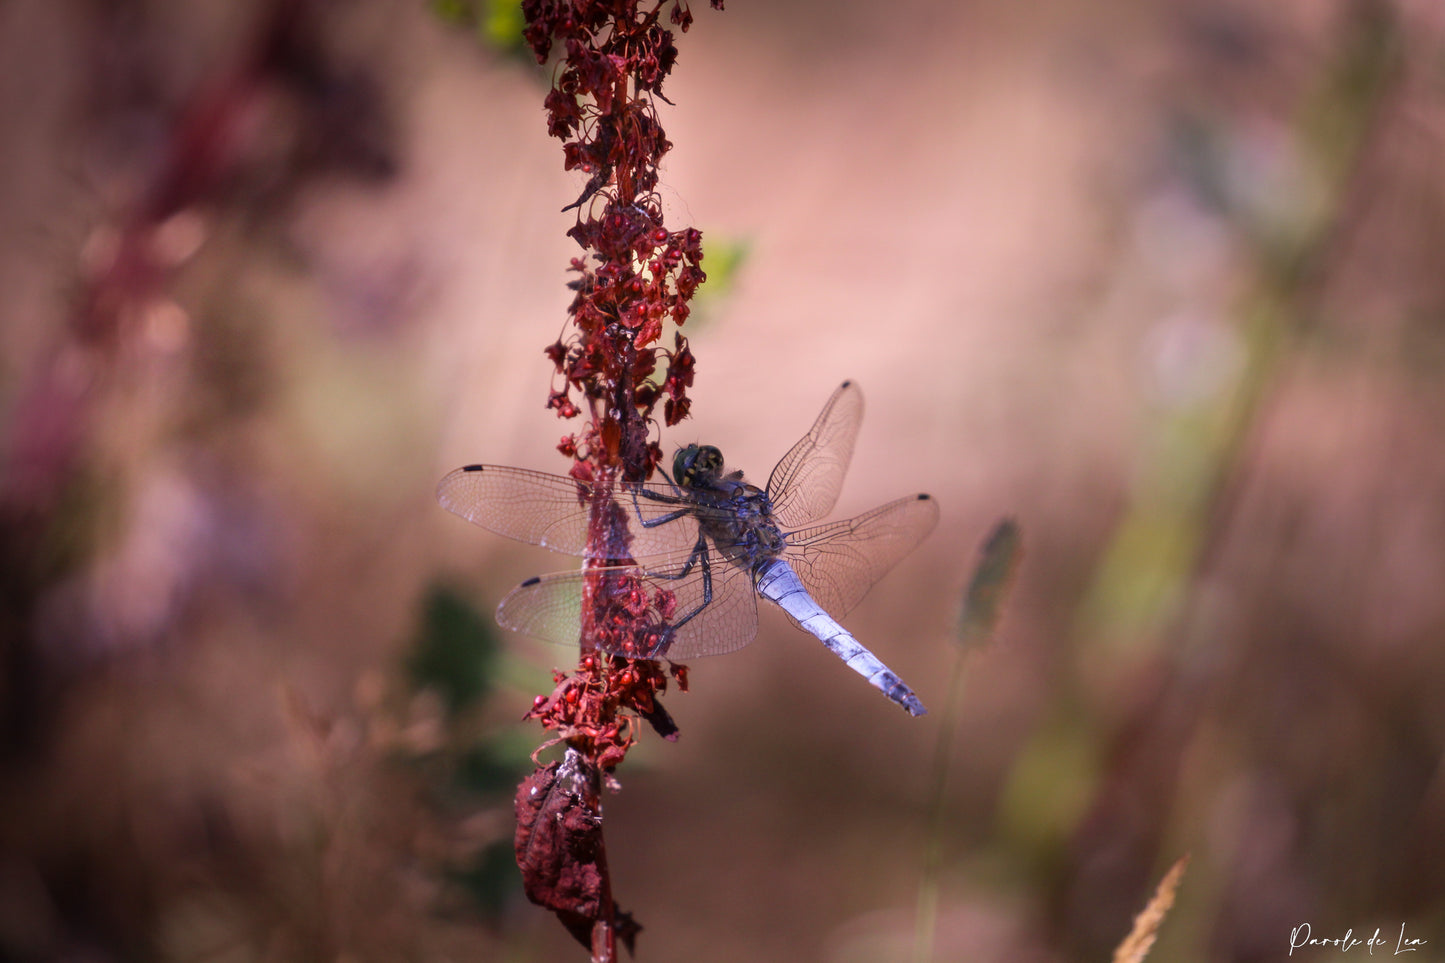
xmin=674 ymin=443 xmax=723 ymax=486
xmin=672 ymin=444 xmax=700 ymax=484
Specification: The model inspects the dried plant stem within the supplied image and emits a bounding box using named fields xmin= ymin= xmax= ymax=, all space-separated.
xmin=513 ymin=2 xmax=719 ymax=956
xmin=912 ymin=645 xmax=971 ymax=963
xmin=913 ymin=519 xmax=1021 ymax=963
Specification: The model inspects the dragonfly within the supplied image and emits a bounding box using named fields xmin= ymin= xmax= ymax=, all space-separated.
xmin=436 ymin=381 xmax=939 ymax=716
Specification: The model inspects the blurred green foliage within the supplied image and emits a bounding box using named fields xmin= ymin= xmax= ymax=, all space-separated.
xmin=407 ymin=583 xmax=501 ymax=715
xmin=455 ymin=740 xmax=526 ymax=796
xmin=688 ymin=235 xmax=749 ymax=330
xmin=431 ymin=0 xmax=528 ymax=55
xmin=403 ymin=583 xmax=535 ymax=921
xmin=451 ymin=839 xmax=524 ymax=918
xmin=996 ymin=711 xmax=1099 ymax=868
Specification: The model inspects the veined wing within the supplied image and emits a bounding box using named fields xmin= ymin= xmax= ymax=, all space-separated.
xmin=436 ymin=464 xmax=700 ymax=559
xmin=782 ymin=493 xmax=939 ymax=618
xmin=496 ymin=553 xmax=759 ymax=660
xmin=766 ymin=381 xmax=864 ymax=529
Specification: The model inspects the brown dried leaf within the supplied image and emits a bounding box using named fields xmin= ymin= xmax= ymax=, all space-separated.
xmin=514 ymin=750 xmax=642 ymax=952
xmin=514 ymin=752 xmax=604 ymax=919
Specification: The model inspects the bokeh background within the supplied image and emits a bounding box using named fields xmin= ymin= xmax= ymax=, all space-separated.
xmin=3 ymin=0 xmax=1445 ymax=960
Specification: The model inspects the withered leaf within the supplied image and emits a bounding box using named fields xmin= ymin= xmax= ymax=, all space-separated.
xmin=514 ymin=750 xmax=644 ymax=952
xmin=515 ymin=753 xmax=604 ymax=917
xmin=639 ymin=697 xmax=678 ymax=741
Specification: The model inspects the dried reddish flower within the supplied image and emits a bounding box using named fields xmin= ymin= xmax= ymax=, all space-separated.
xmin=515 ymin=1 xmax=720 ymax=957
xmin=528 ymin=0 xmax=719 ymax=479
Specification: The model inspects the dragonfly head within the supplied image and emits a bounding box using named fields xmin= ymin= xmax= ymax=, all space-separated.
xmin=673 ymin=444 xmax=724 ymax=489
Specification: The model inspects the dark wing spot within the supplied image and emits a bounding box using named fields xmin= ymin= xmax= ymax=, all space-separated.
xmin=917 ymin=493 xmax=932 ymax=501
xmin=462 ymin=464 xmax=484 ymax=472
xmin=840 ymin=379 xmax=852 ymax=388
xmin=520 ymin=576 xmax=542 ymax=587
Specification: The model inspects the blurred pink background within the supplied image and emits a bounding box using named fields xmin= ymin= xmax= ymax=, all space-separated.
xmin=3 ymin=1 xmax=1444 ymax=960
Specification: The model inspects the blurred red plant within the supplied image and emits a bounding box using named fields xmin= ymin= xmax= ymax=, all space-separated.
xmin=0 ymin=0 xmax=395 ymax=759
xmin=512 ymin=1 xmax=720 ymax=958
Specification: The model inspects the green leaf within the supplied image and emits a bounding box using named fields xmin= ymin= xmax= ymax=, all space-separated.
xmin=481 ymin=0 xmax=526 ymax=50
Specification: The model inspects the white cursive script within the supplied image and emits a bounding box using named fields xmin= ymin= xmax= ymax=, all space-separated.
xmin=1289 ymin=922 xmax=1427 ymax=956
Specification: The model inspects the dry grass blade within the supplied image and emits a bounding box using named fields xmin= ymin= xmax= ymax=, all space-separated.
xmin=1112 ymin=854 xmax=1190 ymax=963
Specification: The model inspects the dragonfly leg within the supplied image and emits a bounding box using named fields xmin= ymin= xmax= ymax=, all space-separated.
xmin=653 ymin=464 xmax=682 ymax=493
xmin=639 ymin=534 xmax=713 ymax=656
xmin=647 ymin=533 xmax=705 ymax=583
xmin=659 ymin=540 xmax=712 ymax=629
xmin=629 ymin=484 xmax=690 ymax=529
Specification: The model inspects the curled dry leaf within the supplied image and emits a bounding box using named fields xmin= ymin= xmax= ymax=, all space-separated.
xmin=514 ymin=749 xmax=640 ymax=951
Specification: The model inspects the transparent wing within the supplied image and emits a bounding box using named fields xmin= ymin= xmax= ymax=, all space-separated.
xmin=766 ymin=381 xmax=865 ymax=528
xmin=782 ymin=493 xmax=940 ymax=617
xmin=495 ymin=568 xmax=589 ymax=647
xmin=645 ymin=559 xmax=758 ymax=659
xmin=436 ymin=464 xmax=700 ymax=558
xmin=496 ymin=552 xmax=759 ymax=660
